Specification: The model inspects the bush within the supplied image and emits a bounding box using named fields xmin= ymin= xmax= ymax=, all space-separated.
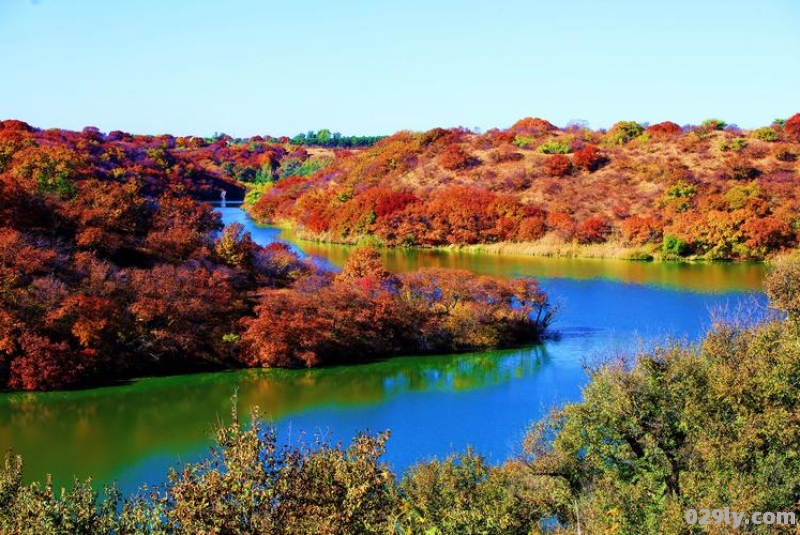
xmin=701 ymin=118 xmax=727 ymax=132
xmin=719 ymin=138 xmax=748 ymax=152
xmin=646 ymin=121 xmax=683 ymax=137
xmin=751 ymin=126 xmax=779 ymax=142
xmin=572 ymin=144 xmax=605 ymax=171
xmin=536 ymin=141 xmax=571 ymax=154
xmin=784 ymin=113 xmax=800 ymax=139
xmin=662 ymin=234 xmax=688 ymax=256
xmin=543 ymin=154 xmax=572 ymax=176
xmin=438 ymin=144 xmax=480 ymax=171
xmin=607 ymin=121 xmax=644 ymax=144
xmin=765 ymin=256 xmax=800 ymax=324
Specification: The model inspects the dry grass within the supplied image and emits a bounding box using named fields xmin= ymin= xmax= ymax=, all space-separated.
xmin=439 ymin=235 xmax=658 ymax=261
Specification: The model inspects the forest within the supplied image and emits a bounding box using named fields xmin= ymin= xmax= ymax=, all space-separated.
xmin=250 ymin=114 xmax=800 ymax=261
xmin=1 ymin=258 xmax=798 ymax=533
xmin=0 ymin=119 xmax=551 ymax=391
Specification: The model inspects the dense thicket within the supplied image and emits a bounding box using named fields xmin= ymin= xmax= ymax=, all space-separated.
xmin=0 ymin=120 xmax=551 ymax=391
xmin=251 ymin=115 xmax=800 ymax=260
xmin=2 ymin=261 xmax=798 ymax=533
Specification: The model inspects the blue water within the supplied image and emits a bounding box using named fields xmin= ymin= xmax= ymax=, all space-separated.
xmin=0 ymin=206 xmax=766 ymax=495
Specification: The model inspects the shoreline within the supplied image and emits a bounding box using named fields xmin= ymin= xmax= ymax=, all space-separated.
xmin=246 ymin=213 xmax=769 ymax=264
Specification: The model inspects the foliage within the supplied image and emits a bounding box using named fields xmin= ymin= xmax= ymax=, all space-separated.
xmin=751 ymin=126 xmax=780 ymax=142
xmin=571 ymin=144 xmax=605 ymax=171
xmin=646 ymin=121 xmax=683 ymax=137
xmin=290 ymin=129 xmax=385 ymax=148
xmin=784 ymin=113 xmax=800 ymax=139
xmin=247 ymin=115 xmax=799 ymax=261
xmin=523 ymin=282 xmax=800 ymax=532
xmin=536 ymin=141 xmax=571 ymax=154
xmin=4 ymin=271 xmax=800 ymax=533
xmin=607 ymin=121 xmax=644 ymax=144
xmin=241 ymin=248 xmax=553 ymax=367
xmin=543 ymin=154 xmax=572 ymax=176
xmin=701 ymin=118 xmax=727 ymax=132
xmin=0 ymin=123 xmax=553 ymax=391
xmin=764 ymin=255 xmax=800 ymax=324
xmin=662 ymin=234 xmax=688 ymax=256
xmin=719 ymin=137 xmax=748 ymax=152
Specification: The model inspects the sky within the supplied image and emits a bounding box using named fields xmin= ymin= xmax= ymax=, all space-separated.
xmin=1 ymin=0 xmax=798 ymax=137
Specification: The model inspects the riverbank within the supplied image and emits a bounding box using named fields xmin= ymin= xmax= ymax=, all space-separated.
xmin=246 ymin=212 xmax=773 ymax=264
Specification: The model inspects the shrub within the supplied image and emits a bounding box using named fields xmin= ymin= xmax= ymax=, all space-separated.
xmin=536 ymin=141 xmax=571 ymax=154
xmin=701 ymin=118 xmax=727 ymax=132
xmin=509 ymin=116 xmax=557 ymax=135
xmin=719 ymin=138 xmax=748 ymax=152
xmin=621 ymin=215 xmax=662 ymax=245
xmin=607 ymin=121 xmax=644 ymax=144
xmin=646 ymin=121 xmax=683 ymax=137
xmin=662 ymin=234 xmax=688 ymax=256
xmin=764 ymin=256 xmax=800 ymax=323
xmin=725 ymin=158 xmax=761 ymax=180
xmin=512 ymin=135 xmax=538 ymax=149
xmin=572 ymin=144 xmax=605 ymax=171
xmin=751 ymin=126 xmax=779 ymax=142
xmin=576 ymin=216 xmax=610 ymax=244
xmin=784 ymin=113 xmax=800 ymax=139
xmin=543 ymin=154 xmax=572 ymax=176
xmin=438 ymin=144 xmax=480 ymax=171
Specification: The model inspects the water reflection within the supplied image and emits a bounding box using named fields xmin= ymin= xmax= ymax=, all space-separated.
xmin=0 ymin=346 xmax=548 ymax=490
xmin=217 ymin=207 xmax=765 ymax=293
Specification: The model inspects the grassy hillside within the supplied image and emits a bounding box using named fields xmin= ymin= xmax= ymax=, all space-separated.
xmin=250 ymin=115 xmax=800 ymax=260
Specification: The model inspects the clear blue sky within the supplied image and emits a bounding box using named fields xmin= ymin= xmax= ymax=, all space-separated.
xmin=1 ymin=0 xmax=798 ymax=137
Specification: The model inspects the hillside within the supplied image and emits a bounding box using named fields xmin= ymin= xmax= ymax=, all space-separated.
xmin=0 ymin=120 xmax=550 ymax=391
xmin=250 ymin=115 xmax=800 ymax=260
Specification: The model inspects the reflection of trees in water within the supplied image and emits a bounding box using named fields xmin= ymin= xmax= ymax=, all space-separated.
xmin=277 ymin=226 xmax=764 ymax=293
xmin=0 ymin=346 xmax=549 ymax=487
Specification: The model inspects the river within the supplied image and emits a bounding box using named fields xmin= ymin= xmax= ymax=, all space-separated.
xmin=0 ymin=205 xmax=767 ymax=495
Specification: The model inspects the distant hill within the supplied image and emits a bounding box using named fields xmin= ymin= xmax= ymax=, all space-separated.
xmin=250 ymin=115 xmax=800 ymax=260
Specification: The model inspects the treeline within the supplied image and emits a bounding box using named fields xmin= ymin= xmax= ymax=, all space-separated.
xmin=0 ymin=120 xmax=551 ymax=391
xmin=251 ymin=114 xmax=800 ymax=260
xmin=289 ymin=128 xmax=385 ymax=148
xmin=2 ymin=259 xmax=798 ymax=533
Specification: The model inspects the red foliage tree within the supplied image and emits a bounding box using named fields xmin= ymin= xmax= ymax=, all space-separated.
xmin=576 ymin=216 xmax=611 ymax=244
xmin=621 ymin=215 xmax=662 ymax=245
xmin=546 ymin=212 xmax=576 ymax=241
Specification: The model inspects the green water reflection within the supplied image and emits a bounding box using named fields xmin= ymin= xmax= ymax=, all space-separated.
xmin=0 ymin=347 xmax=546 ymax=489
xmin=278 ymin=231 xmax=764 ymax=293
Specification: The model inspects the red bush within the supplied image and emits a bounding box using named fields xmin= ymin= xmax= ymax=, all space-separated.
xmin=572 ymin=145 xmax=605 ymax=171
xmin=576 ymin=216 xmax=611 ymax=244
xmin=438 ymin=144 xmax=480 ymax=171
xmin=510 ymin=117 xmax=557 ymax=135
xmin=544 ymin=154 xmax=572 ymax=177
xmin=621 ymin=215 xmax=662 ymax=245
xmin=546 ymin=212 xmax=576 ymax=241
xmin=646 ymin=121 xmax=683 ymax=137
xmin=785 ymin=113 xmax=800 ymax=140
